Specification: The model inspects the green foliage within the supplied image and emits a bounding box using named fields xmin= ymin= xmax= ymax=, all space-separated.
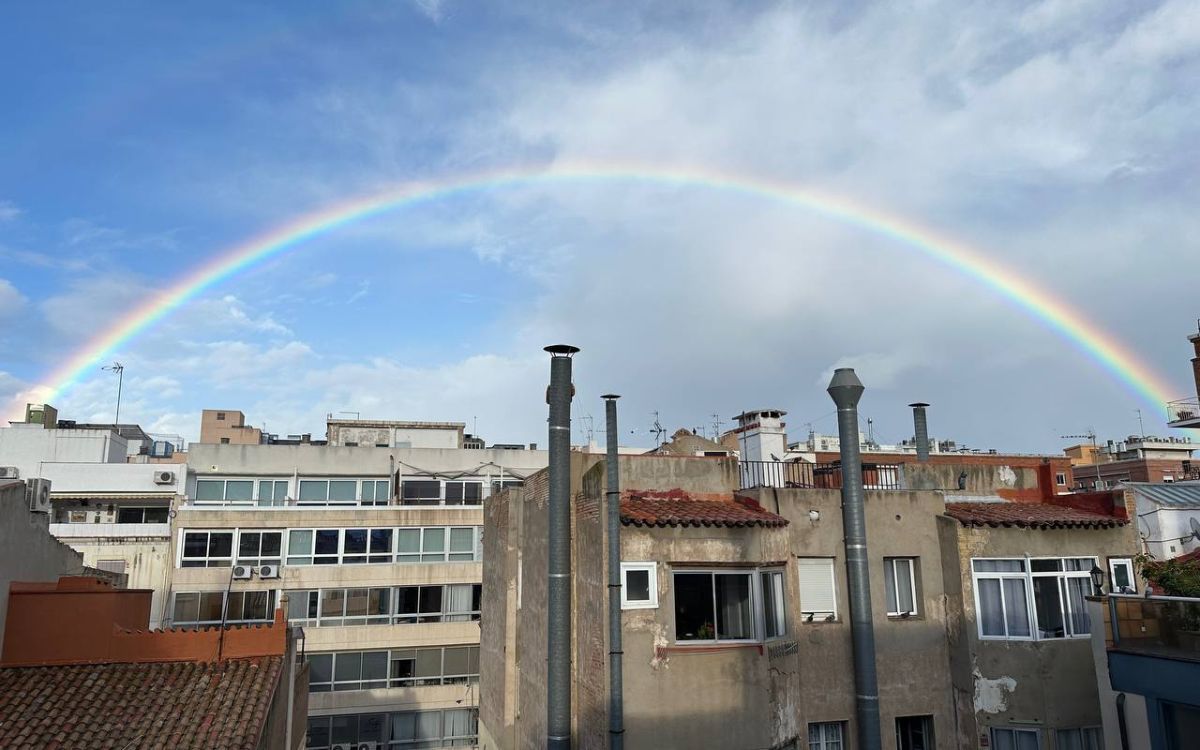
xmin=1137 ymin=553 xmax=1200 ymax=598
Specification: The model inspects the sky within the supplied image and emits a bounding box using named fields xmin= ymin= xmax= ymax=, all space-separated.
xmin=0 ymin=0 xmax=1197 ymax=452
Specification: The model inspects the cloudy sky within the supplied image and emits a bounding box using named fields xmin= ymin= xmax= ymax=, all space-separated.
xmin=1 ymin=1 xmax=1197 ymax=451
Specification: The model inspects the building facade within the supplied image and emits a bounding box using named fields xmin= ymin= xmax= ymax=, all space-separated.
xmin=174 ymin=439 xmax=547 ymax=750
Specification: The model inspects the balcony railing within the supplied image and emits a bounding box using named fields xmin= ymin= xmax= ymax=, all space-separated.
xmin=1167 ymin=397 xmax=1200 ymax=425
xmin=738 ymin=460 xmax=903 ymax=491
xmin=1108 ymin=594 xmax=1200 ymax=660
xmin=49 ymin=522 xmax=171 ymax=538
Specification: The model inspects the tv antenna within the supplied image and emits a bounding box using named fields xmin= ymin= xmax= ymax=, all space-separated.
xmin=101 ymin=362 xmax=124 ymax=424
xmin=1061 ymin=429 xmax=1100 ymax=488
xmin=650 ymin=411 xmax=666 ymax=447
xmin=580 ymin=414 xmax=595 ymax=445
xmin=711 ymin=413 xmax=724 ymax=441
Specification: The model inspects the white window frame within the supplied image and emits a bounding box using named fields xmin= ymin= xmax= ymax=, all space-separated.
xmin=399 ymin=477 xmax=487 ymax=507
xmin=171 ymin=589 xmax=277 ymax=626
xmin=234 ymin=529 xmax=284 ymax=567
xmin=620 ymin=562 xmax=658 ymax=610
xmin=178 ymin=529 xmax=235 ymax=567
xmin=297 ymin=477 xmax=388 ymax=506
xmin=796 ymin=557 xmax=839 ymax=623
xmin=1055 ymin=472 xmax=1067 ymax=486
xmin=192 ymin=477 xmax=257 ymax=506
xmin=808 ymin=721 xmax=844 ymax=750
xmin=282 ymin=525 xmax=482 ymax=566
xmin=1055 ymin=726 xmax=1103 ymax=750
xmin=972 ymin=556 xmax=1097 ymax=641
xmin=884 ymin=557 xmax=919 ymax=617
xmin=990 ymin=726 xmax=1040 ymax=749
xmin=1108 ymin=557 xmax=1136 ymax=594
xmin=760 ymin=568 xmax=787 ymax=639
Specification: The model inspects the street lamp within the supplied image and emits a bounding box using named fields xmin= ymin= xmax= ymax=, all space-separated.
xmin=1089 ymin=564 xmax=1106 ymax=595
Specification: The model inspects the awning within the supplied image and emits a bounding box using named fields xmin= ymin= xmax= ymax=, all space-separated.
xmin=50 ymin=492 xmax=174 ymax=501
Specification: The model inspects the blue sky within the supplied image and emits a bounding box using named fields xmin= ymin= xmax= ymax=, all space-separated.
xmin=1 ymin=1 xmax=1198 ymax=451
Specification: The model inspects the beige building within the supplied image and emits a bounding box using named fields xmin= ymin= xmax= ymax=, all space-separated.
xmin=199 ymin=408 xmax=264 ymax=445
xmin=173 ymin=436 xmax=547 ymax=750
xmin=480 ymin=453 xmax=1140 ymax=750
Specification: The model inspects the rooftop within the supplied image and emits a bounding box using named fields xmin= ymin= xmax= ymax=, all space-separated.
xmin=621 ymin=492 xmax=788 ymax=528
xmin=944 ymin=501 xmax=1127 ymax=529
xmin=1121 ymin=482 xmax=1200 ymax=509
xmin=0 ymin=656 xmax=283 ymax=750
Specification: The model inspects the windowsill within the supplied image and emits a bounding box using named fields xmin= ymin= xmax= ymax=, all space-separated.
xmin=886 ymin=613 xmax=923 ymax=621
xmin=658 ymin=642 xmax=764 ymax=656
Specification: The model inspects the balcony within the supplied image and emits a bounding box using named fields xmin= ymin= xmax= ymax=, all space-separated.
xmin=738 ymin=460 xmax=902 ymax=491
xmin=1104 ymin=595 xmax=1200 ymax=711
xmin=49 ymin=522 xmax=171 ymax=539
xmin=1167 ymin=397 xmax=1200 ymax=429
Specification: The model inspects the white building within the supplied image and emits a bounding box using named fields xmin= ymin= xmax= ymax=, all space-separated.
xmin=1125 ymin=482 xmax=1200 ymax=560
xmin=173 ymin=417 xmax=547 ymax=750
xmin=0 ymin=419 xmax=182 ymax=626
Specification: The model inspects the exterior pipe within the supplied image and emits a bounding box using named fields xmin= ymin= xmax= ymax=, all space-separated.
xmin=545 ymin=344 xmax=579 ymax=750
xmin=827 ymin=368 xmax=882 ymax=750
xmin=603 ymin=394 xmax=625 ymax=750
xmin=909 ymin=402 xmax=930 ymax=462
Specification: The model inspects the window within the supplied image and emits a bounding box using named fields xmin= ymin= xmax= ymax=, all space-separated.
xmin=884 ymin=558 xmax=918 ymax=616
xmin=220 ymin=437 xmax=230 ymax=444
xmin=285 ymin=526 xmax=481 ymax=566
xmin=180 ymin=531 xmax=234 ymax=567
xmin=400 ymin=479 xmax=442 ymax=504
xmin=1056 ymin=727 xmax=1103 ymax=750
xmin=360 ymin=479 xmax=391 ymax=505
xmin=1056 ymin=472 xmax=1067 ymax=486
xmin=306 ymin=709 xmax=477 ymax=750
xmin=389 ymin=646 xmax=480 ymax=687
xmin=990 ymin=727 xmax=1039 ymax=750
xmin=808 ymin=722 xmax=844 ymax=750
xmin=116 ymin=506 xmax=170 ymax=523
xmin=973 ymin=558 xmax=1095 ymax=640
xmin=298 ymin=479 xmax=358 ymax=505
xmin=285 ymin=587 xmax=392 ymax=627
xmin=396 ymin=584 xmax=481 ymax=623
xmin=895 ymin=715 xmax=934 ymax=750
xmin=620 ymin=562 xmax=658 ymax=609
xmin=344 ymin=441 xmax=359 ymax=447
xmin=796 ymin=558 xmax=838 ymax=622
xmin=172 ymin=590 xmax=276 ymax=626
xmin=96 ymin=559 xmax=126 ymax=575
xmin=761 ymin=569 xmax=786 ymax=638
xmin=491 ymin=479 xmax=523 ymax=495
xmin=236 ymin=530 xmax=283 ymax=566
xmin=396 ymin=526 xmax=481 ymax=564
xmin=216 ymin=412 xmax=226 ymax=420
xmin=193 ymin=479 xmax=254 ymax=504
xmin=257 ymin=479 xmax=288 ymax=506
xmin=444 ymin=481 xmax=483 ymax=505
xmin=307 ymin=650 xmax=389 ymax=692
xmin=1109 ymin=558 xmax=1136 ymax=594
xmin=673 ymin=570 xmax=755 ymax=642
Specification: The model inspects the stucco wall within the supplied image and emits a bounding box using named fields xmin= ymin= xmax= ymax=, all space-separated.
xmin=0 ymin=481 xmax=86 ymax=645
xmin=940 ymin=517 xmax=1139 ymax=748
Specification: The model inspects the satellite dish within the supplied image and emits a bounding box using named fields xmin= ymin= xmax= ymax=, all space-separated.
xmin=1190 ymin=517 xmax=1200 ymax=541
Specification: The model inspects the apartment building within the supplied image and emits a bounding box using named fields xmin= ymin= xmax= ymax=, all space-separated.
xmin=0 ymin=415 xmax=182 ymax=625
xmin=172 ymin=415 xmax=547 ymax=750
xmin=481 ymin=445 xmax=1138 ymax=749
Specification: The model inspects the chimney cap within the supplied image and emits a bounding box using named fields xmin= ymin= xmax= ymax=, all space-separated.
xmin=544 ymin=344 xmax=580 ymax=357
xmin=908 ymin=402 xmax=930 ymax=408
xmin=601 ymin=393 xmax=621 ymax=400
xmin=827 ymin=368 xmax=864 ymax=408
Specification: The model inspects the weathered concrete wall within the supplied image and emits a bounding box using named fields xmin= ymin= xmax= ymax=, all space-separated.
xmin=904 ymin=461 xmax=1045 ymax=498
xmin=479 ymin=474 xmax=518 ymax=750
xmin=0 ymin=481 xmax=86 ymax=644
xmin=941 ymin=518 xmax=1139 ymax=747
xmin=54 ymin=538 xmax=172 ymax=627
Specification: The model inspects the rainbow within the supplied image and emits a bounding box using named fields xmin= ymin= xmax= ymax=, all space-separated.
xmin=6 ymin=161 xmax=1182 ymax=420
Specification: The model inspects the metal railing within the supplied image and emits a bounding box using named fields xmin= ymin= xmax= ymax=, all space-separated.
xmin=738 ymin=460 xmax=903 ymax=491
xmin=1167 ymin=398 xmax=1200 ymax=424
xmin=1108 ymin=594 xmax=1200 ymax=657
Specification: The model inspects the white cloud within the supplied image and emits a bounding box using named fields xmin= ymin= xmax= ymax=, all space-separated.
xmin=0 ymin=200 xmax=20 ymax=222
xmin=412 ymin=0 xmax=445 ymax=23
xmin=0 ymin=278 xmax=26 ymax=318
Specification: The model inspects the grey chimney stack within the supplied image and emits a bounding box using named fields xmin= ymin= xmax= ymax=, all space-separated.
xmin=909 ymin=402 xmax=930 ymax=462
xmin=827 ymin=368 xmax=882 ymax=750
xmin=603 ymin=395 xmax=625 ymax=750
xmin=544 ymin=344 xmax=578 ymax=750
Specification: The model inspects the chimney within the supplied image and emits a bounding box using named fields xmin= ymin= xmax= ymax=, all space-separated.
xmin=544 ymin=345 xmax=578 ymax=750
xmin=827 ymin=369 xmax=882 ymax=750
xmin=1190 ymin=323 xmax=1200 ymax=402
xmin=909 ymin=402 xmax=930 ymax=462
xmin=603 ymin=395 xmax=624 ymax=750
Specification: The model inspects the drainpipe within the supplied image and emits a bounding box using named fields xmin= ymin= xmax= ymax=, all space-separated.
xmin=827 ymin=368 xmax=882 ymax=750
xmin=545 ymin=344 xmax=579 ymax=750
xmin=603 ymin=394 xmax=625 ymax=750
xmin=909 ymin=402 xmax=930 ymax=462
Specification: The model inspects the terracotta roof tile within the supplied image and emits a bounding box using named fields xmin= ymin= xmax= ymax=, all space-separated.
xmin=0 ymin=657 xmax=282 ymax=750
xmin=944 ymin=501 xmax=1127 ymax=529
xmin=621 ymin=493 xmax=788 ymax=528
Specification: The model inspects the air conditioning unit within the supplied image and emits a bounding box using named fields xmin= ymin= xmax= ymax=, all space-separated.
xmin=232 ymin=564 xmax=254 ymax=580
xmin=0 ymin=466 xmax=18 ymax=479
xmin=26 ymin=478 xmax=51 ymax=513
xmin=154 ymin=470 xmax=176 ymax=485
xmin=257 ymin=564 xmax=280 ymax=579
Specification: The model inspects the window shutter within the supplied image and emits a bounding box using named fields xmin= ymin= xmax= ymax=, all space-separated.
xmin=796 ymin=558 xmax=837 ymax=619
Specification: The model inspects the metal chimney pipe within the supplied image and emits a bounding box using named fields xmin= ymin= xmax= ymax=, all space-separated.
xmin=909 ymin=402 xmax=930 ymax=462
xmin=827 ymin=368 xmax=882 ymax=750
xmin=545 ymin=344 xmax=578 ymax=750
xmin=603 ymin=394 xmax=625 ymax=750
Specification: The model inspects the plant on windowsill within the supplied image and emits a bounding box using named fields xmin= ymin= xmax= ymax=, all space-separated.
xmin=696 ymin=622 xmax=715 ymax=640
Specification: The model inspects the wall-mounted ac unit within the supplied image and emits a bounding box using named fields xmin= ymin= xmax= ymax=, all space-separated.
xmin=0 ymin=466 xmax=19 ymax=479
xmin=154 ymin=470 xmax=176 ymax=485
xmin=232 ymin=565 xmax=254 ymax=580
xmin=257 ymin=564 xmax=280 ymax=579
xmin=26 ymin=478 xmax=51 ymax=513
